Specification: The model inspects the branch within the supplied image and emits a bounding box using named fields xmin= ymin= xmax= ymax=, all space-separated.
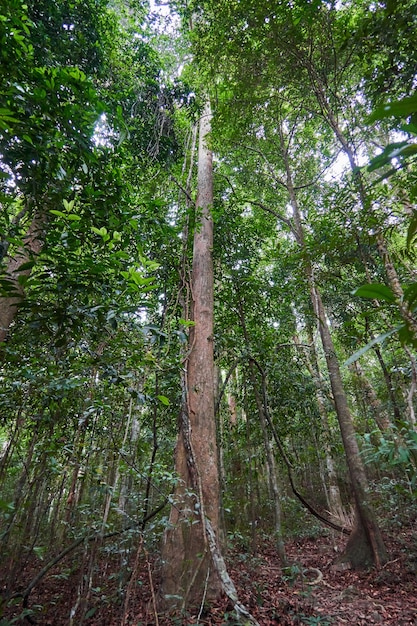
xmin=233 ymin=142 xmax=287 ymax=189
xmin=215 ymin=355 xmax=246 ymax=416
xmin=170 ymin=174 xmax=194 ymax=204
xmin=248 ymin=356 xmax=350 ymax=536
xmin=217 ymin=172 xmax=238 ymax=196
xmin=6 ymin=501 xmax=168 ymax=611
xmin=246 ymin=199 xmax=294 ymax=232
xmin=205 ymin=519 xmax=260 ymax=626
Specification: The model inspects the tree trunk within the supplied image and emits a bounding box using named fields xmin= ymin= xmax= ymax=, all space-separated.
xmin=350 ymin=361 xmax=392 ymax=432
xmin=159 ymin=101 xmax=222 ymax=611
xmin=237 ymin=299 xmax=287 ymax=565
xmin=294 ymin=333 xmax=344 ymax=514
xmin=376 ymin=231 xmax=417 ymax=342
xmin=313 ymin=287 xmax=387 ymax=568
xmin=278 ymin=123 xmax=387 ymax=568
xmin=0 ymin=210 xmax=46 ymax=343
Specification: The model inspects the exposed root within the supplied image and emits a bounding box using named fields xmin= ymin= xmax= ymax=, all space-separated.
xmin=304 ymin=567 xmax=323 ymax=586
xmin=205 ymin=519 xmax=260 ymax=625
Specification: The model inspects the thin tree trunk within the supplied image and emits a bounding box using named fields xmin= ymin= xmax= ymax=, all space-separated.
xmin=313 ymin=287 xmax=387 ymax=568
xmin=294 ymin=333 xmax=344 ymax=514
xmin=237 ymin=300 xmax=287 ymax=565
xmin=372 ymin=343 xmax=403 ymax=424
xmin=278 ymin=123 xmax=387 ymax=568
xmin=376 ymin=231 xmax=417 ymax=341
xmin=350 ymin=361 xmax=392 ymax=432
xmin=0 ymin=210 xmax=46 ymax=342
xmin=358 ymin=240 xmax=402 ymax=423
xmin=404 ymin=346 xmax=417 ymax=427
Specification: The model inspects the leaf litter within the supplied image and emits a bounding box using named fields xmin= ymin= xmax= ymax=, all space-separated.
xmin=1 ymin=523 xmax=416 ymax=625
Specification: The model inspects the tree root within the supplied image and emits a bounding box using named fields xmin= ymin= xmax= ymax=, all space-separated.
xmin=304 ymin=567 xmax=323 ymax=585
xmin=205 ymin=518 xmax=260 ymax=625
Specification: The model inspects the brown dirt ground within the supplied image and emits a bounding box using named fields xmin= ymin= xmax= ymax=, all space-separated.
xmin=1 ymin=524 xmax=416 ymax=625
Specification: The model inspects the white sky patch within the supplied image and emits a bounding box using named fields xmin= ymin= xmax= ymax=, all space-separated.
xmin=324 ymin=151 xmax=350 ymax=181
xmin=92 ymin=113 xmax=118 ymax=148
xmin=324 ymin=143 xmax=381 ymax=183
xmin=150 ymin=0 xmax=170 ymax=17
xmin=0 ymin=157 xmax=16 ymax=188
xmin=241 ymin=203 xmax=253 ymax=217
xmin=149 ymin=0 xmax=180 ymax=33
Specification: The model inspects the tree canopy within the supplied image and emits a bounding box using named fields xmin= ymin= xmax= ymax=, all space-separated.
xmin=1 ymin=0 xmax=417 ymax=623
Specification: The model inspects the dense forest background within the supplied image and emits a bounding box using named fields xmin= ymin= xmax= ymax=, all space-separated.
xmin=1 ymin=0 xmax=417 ymax=624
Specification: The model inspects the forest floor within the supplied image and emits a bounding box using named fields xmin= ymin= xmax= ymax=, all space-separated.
xmin=1 ymin=522 xmax=416 ymax=625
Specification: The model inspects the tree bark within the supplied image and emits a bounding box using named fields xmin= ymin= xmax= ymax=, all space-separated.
xmin=350 ymin=361 xmax=392 ymax=432
xmin=0 ymin=210 xmax=46 ymax=343
xmin=159 ymin=101 xmax=222 ymax=610
xmin=278 ymin=122 xmax=387 ymax=568
xmin=312 ymin=287 xmax=387 ymax=568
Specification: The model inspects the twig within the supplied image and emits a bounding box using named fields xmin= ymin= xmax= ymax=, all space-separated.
xmin=197 ymin=566 xmax=210 ymax=622
xmin=7 ymin=501 xmax=168 ymax=610
xmin=304 ymin=567 xmax=323 ymax=585
xmin=146 ymin=548 xmax=159 ymax=626
xmin=170 ymin=174 xmax=194 ymax=203
xmin=248 ymin=356 xmax=350 ymax=536
xmin=382 ymin=557 xmax=401 ymax=569
xmin=121 ymin=537 xmax=143 ymax=626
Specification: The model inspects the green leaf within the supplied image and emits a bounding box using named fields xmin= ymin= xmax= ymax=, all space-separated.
xmin=0 ymin=108 xmax=20 ymax=124
xmin=63 ymin=199 xmax=75 ymax=212
xmin=50 ymin=210 xmax=80 ymax=221
xmin=367 ymin=142 xmax=409 ymax=172
xmin=400 ymin=122 xmax=417 ymax=134
xmin=178 ymin=318 xmax=195 ymax=327
xmin=406 ymin=214 xmax=417 ymax=249
xmin=404 ymin=283 xmax=417 ymax=307
xmin=344 ymin=325 xmax=403 ymax=367
xmin=368 ymin=93 xmax=417 ymax=122
xmin=0 ymin=498 xmax=14 ymax=511
xmin=91 ymin=226 xmax=108 ymax=238
xmin=353 ymin=283 xmax=396 ymax=303
xmin=33 ymin=545 xmax=46 ymax=560
xmin=127 ymin=271 xmax=155 ymax=286
xmin=157 ymin=395 xmax=170 ymax=406
xmin=17 ymin=261 xmax=35 ymax=272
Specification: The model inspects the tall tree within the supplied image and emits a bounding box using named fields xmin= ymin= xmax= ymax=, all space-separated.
xmin=188 ymin=0 xmax=391 ymax=568
xmin=159 ymin=100 xmax=259 ymax=623
xmin=159 ymin=100 xmax=222 ymax=609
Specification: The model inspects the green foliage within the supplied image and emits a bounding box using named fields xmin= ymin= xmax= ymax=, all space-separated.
xmin=353 ymin=283 xmax=396 ymax=303
xmin=2 ymin=0 xmax=417 ymax=618
xmin=350 ymin=92 xmax=417 ymax=356
xmin=367 ymin=93 xmax=417 ymax=185
xmin=362 ymin=426 xmax=417 ymax=488
xmin=299 ymin=616 xmax=332 ymax=626
xmin=371 ymin=477 xmax=417 ymax=529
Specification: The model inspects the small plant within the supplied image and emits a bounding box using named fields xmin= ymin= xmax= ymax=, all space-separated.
xmin=0 ymin=607 xmax=38 ymax=625
xmin=282 ymin=563 xmax=303 ymax=586
xmin=299 ymin=615 xmax=333 ymax=625
xmin=221 ymin=612 xmax=246 ymax=625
